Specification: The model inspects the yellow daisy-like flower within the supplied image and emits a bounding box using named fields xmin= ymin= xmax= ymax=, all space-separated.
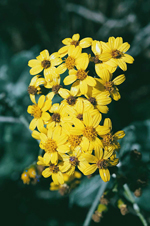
xmin=28 ymin=75 xmax=45 ymax=104
xmin=85 ymin=87 xmax=111 ymax=114
xmin=58 ymin=33 xmax=93 ymax=57
xmin=91 ymin=40 xmax=117 ymax=76
xmin=94 ymin=69 xmax=126 ymax=101
xmin=100 ymin=37 xmax=134 ymax=71
xmin=64 ymin=98 xmax=101 ymax=125
xmin=59 ymin=147 xmax=89 ymax=175
xmin=63 ymin=53 xmax=96 ymax=95
xmin=47 ymin=103 xmax=70 ymax=134
xmin=40 ymin=126 xmax=69 ymax=164
xmin=82 ymin=149 xmax=119 ymax=182
xmin=57 ymin=45 xmax=83 ymax=74
xmin=58 ymin=87 xmax=80 ymax=107
xmin=21 ymin=171 xmax=30 ymax=184
xmin=100 ymin=118 xmax=125 ymax=152
xmin=70 ymin=112 xmax=110 ymax=153
xmin=42 ymin=163 xmax=64 ymax=185
xmin=27 ymin=95 xmax=52 ymax=131
xmin=28 ymin=49 xmax=62 ymax=77
xmin=27 ymin=168 xmax=36 ymax=178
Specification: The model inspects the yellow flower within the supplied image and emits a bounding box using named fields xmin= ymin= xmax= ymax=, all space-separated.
xmin=47 ymin=103 xmax=70 ymax=134
xmin=82 ymin=149 xmax=119 ymax=182
xmin=27 ymin=95 xmax=52 ymax=131
xmin=70 ymin=112 xmax=110 ymax=153
xmin=100 ymin=118 xmax=125 ymax=152
xmin=91 ymin=40 xmax=117 ymax=76
xmin=21 ymin=171 xmax=30 ymax=184
xmin=28 ymin=75 xmax=45 ymax=104
xmin=63 ymin=53 xmax=96 ymax=95
xmin=58 ymin=33 xmax=93 ymax=57
xmin=28 ymin=49 xmax=62 ymax=77
xmin=59 ymin=147 xmax=89 ymax=175
xmin=94 ymin=69 xmax=126 ymax=101
xmin=42 ymin=163 xmax=64 ymax=185
xmin=58 ymin=87 xmax=80 ymax=107
xmin=85 ymin=87 xmax=111 ymax=114
xmin=39 ymin=126 xmax=69 ymax=164
xmin=100 ymin=37 xmax=134 ymax=71
xmin=57 ymin=45 xmax=83 ymax=74
xmin=27 ymin=168 xmax=36 ymax=179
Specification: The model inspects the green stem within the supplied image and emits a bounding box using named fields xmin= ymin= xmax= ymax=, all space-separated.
xmin=123 ymin=184 xmax=148 ymax=226
xmin=83 ymin=180 xmax=109 ymax=226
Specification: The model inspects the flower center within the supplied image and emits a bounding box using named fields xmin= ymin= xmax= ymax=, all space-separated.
xmin=76 ymin=69 xmax=88 ymax=80
xmin=44 ymin=138 xmax=57 ymax=153
xmin=93 ymin=55 xmax=103 ymax=64
xmin=32 ymin=105 xmax=42 ymax=118
xmin=88 ymin=97 xmax=97 ymax=106
xmin=49 ymin=164 xmax=59 ymax=173
xmin=103 ymin=133 xmax=114 ymax=146
xmin=68 ymin=135 xmax=82 ymax=147
xmin=52 ymin=113 xmax=60 ymax=122
xmin=52 ymin=85 xmax=62 ymax=94
xmin=96 ymin=159 xmax=108 ymax=169
xmin=69 ymin=156 xmax=79 ymax=166
xmin=41 ymin=60 xmax=51 ymax=69
xmin=66 ymin=96 xmax=76 ymax=105
xmin=104 ymin=81 xmax=114 ymax=93
xmin=71 ymin=40 xmax=80 ymax=47
xmin=65 ymin=56 xmax=75 ymax=70
xmin=28 ymin=85 xmax=37 ymax=95
xmin=111 ymin=50 xmax=123 ymax=59
xmin=83 ymin=126 xmax=97 ymax=141
xmin=76 ymin=114 xmax=83 ymax=121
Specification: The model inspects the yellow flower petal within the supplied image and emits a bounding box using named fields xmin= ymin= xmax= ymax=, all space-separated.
xmin=64 ymin=75 xmax=77 ymax=85
xmin=123 ymin=54 xmax=134 ymax=64
xmin=42 ymin=168 xmax=52 ymax=178
xmin=32 ymin=130 xmax=41 ymax=140
xmin=97 ymin=105 xmax=109 ymax=114
xmin=72 ymin=33 xmax=80 ymax=41
xmin=40 ymin=133 xmax=47 ymax=142
xmin=103 ymin=149 xmax=114 ymax=159
xmin=40 ymin=49 xmax=49 ymax=59
xmin=104 ymin=118 xmax=112 ymax=129
xmin=57 ymin=145 xmax=70 ymax=153
xmin=80 ymin=80 xmax=88 ymax=94
xmin=96 ymin=125 xmax=110 ymax=136
xmin=28 ymin=59 xmax=40 ymax=67
xmin=100 ymin=41 xmax=111 ymax=52
xmin=27 ymin=105 xmax=33 ymax=114
xmin=52 ymin=174 xmax=59 ymax=184
xmin=108 ymin=37 xmax=115 ymax=49
xmin=118 ymin=42 xmax=130 ymax=52
xmin=113 ymin=74 xmax=125 ymax=85
xmin=114 ymin=37 xmax=123 ymax=49
xmin=42 ymin=112 xmax=50 ymax=121
xmin=59 ymin=162 xmax=71 ymax=172
xmin=42 ymin=100 xmax=52 ymax=112
xmin=62 ymin=38 xmax=72 ymax=45
xmin=37 ymin=118 xmax=47 ymax=133
xmin=57 ymin=172 xmax=64 ymax=184
xmin=30 ymin=65 xmax=43 ymax=75
xmin=111 ymin=90 xmax=121 ymax=101
xmin=83 ymin=164 xmax=97 ymax=175
xmin=58 ymin=46 xmax=69 ymax=57
xmin=99 ymin=53 xmax=112 ymax=61
xmin=92 ymin=40 xmax=101 ymax=55
xmin=76 ymin=53 xmax=89 ymax=70
xmin=29 ymin=118 xmax=37 ymax=130
xmin=95 ymin=148 xmax=103 ymax=159
xmin=99 ymin=169 xmax=110 ymax=182
xmin=38 ymin=95 xmax=45 ymax=108
xmin=114 ymin=130 xmax=125 ymax=139
xmin=79 ymin=37 xmax=92 ymax=48
xmin=117 ymin=59 xmax=127 ymax=71
xmin=57 ymin=63 xmax=67 ymax=74
xmin=51 ymin=152 xmax=58 ymax=164
xmin=85 ymin=76 xmax=96 ymax=87
xmin=82 ymin=153 xmax=97 ymax=163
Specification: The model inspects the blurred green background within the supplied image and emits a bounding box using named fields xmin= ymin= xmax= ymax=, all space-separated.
xmin=0 ymin=0 xmax=150 ymax=225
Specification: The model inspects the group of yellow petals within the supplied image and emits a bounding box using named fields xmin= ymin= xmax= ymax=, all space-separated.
xmin=26 ymin=34 xmax=134 ymax=187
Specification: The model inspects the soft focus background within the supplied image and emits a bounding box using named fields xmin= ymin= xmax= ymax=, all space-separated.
xmin=0 ymin=0 xmax=150 ymax=225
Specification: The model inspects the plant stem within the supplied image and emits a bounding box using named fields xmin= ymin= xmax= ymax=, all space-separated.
xmin=123 ymin=184 xmax=148 ymax=226
xmin=83 ymin=180 xmax=109 ymax=226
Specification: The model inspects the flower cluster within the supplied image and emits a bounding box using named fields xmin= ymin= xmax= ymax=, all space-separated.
xmin=26 ymin=34 xmax=134 ymax=187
